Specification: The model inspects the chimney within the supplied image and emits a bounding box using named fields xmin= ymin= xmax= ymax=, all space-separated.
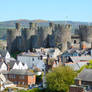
xmin=75 ymin=78 xmax=81 ymax=86
xmin=58 ymin=56 xmax=62 ymax=65
xmin=46 ymin=54 xmax=50 ymax=72
xmin=7 ymin=64 xmax=10 ymax=71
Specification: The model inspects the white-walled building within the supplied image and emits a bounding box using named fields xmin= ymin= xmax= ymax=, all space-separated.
xmin=17 ymin=52 xmax=45 ymax=71
xmin=7 ymin=61 xmax=28 ymax=70
xmin=0 ymin=62 xmax=7 ymax=72
xmin=35 ymin=48 xmax=61 ymax=59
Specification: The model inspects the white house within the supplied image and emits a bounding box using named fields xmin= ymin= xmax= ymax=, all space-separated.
xmin=0 ymin=73 xmax=16 ymax=91
xmin=35 ymin=48 xmax=61 ymax=59
xmin=7 ymin=61 xmax=28 ymax=70
xmin=0 ymin=62 xmax=7 ymax=72
xmin=17 ymin=52 xmax=45 ymax=71
xmin=0 ymin=49 xmax=10 ymax=59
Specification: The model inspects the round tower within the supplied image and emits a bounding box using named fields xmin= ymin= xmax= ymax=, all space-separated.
xmin=7 ymin=29 xmax=20 ymax=53
xmin=38 ymin=26 xmax=51 ymax=47
xmin=15 ymin=23 xmax=21 ymax=31
xmin=87 ymin=26 xmax=92 ymax=43
xmin=21 ymin=27 xmax=36 ymax=51
xmin=79 ymin=25 xmax=87 ymax=42
xmin=79 ymin=25 xmax=92 ymax=43
xmin=54 ymin=24 xmax=71 ymax=52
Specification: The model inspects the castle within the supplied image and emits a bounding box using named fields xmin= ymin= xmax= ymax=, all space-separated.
xmin=7 ymin=22 xmax=92 ymax=53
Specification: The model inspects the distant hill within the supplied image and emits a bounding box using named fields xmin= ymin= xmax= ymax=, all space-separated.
xmin=0 ymin=19 xmax=92 ymax=40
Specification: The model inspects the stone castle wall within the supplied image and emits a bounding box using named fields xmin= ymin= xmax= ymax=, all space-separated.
xmin=7 ymin=23 xmax=92 ymax=53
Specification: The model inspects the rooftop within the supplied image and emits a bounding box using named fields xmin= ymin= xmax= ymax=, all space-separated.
xmin=3 ymin=69 xmax=35 ymax=76
xmin=77 ymin=68 xmax=92 ymax=82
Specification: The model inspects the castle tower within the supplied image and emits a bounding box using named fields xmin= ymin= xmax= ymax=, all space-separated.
xmin=29 ymin=22 xmax=37 ymax=30
xmin=21 ymin=23 xmax=38 ymax=51
xmin=38 ymin=26 xmax=51 ymax=47
xmin=79 ymin=25 xmax=92 ymax=43
xmin=53 ymin=24 xmax=71 ymax=52
xmin=7 ymin=29 xmax=20 ymax=53
xmin=49 ymin=22 xmax=54 ymax=29
xmin=15 ymin=23 xmax=21 ymax=31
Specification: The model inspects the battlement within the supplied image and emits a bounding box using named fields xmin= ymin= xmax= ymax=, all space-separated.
xmin=54 ymin=24 xmax=71 ymax=30
xmin=79 ymin=25 xmax=88 ymax=29
xmin=15 ymin=23 xmax=21 ymax=31
xmin=49 ymin=22 xmax=54 ymax=28
xmin=7 ymin=29 xmax=17 ymax=34
xmin=29 ymin=22 xmax=37 ymax=29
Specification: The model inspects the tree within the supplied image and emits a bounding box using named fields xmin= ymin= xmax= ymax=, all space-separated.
xmin=46 ymin=66 xmax=77 ymax=92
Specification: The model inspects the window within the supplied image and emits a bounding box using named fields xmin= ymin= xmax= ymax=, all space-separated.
xmin=13 ymin=75 xmax=16 ymax=78
xmin=22 ymin=82 xmax=25 ymax=85
xmin=32 ymin=58 xmax=34 ymax=61
xmin=74 ymin=40 xmax=77 ymax=44
xmin=20 ymin=75 xmax=25 ymax=79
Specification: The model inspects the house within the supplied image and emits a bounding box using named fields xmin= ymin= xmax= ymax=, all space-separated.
xmin=7 ymin=61 xmax=28 ymax=70
xmin=0 ymin=49 xmax=16 ymax=63
xmin=0 ymin=73 xmax=15 ymax=91
xmin=69 ymin=85 xmax=85 ymax=92
xmin=64 ymin=55 xmax=92 ymax=71
xmin=3 ymin=69 xmax=36 ymax=87
xmin=17 ymin=52 xmax=45 ymax=71
xmin=0 ymin=62 xmax=7 ymax=72
xmin=35 ymin=48 xmax=62 ymax=59
xmin=77 ymin=68 xmax=92 ymax=86
xmin=65 ymin=62 xmax=88 ymax=71
xmin=0 ymin=49 xmax=10 ymax=59
xmin=69 ymin=68 xmax=92 ymax=92
xmin=69 ymin=56 xmax=92 ymax=63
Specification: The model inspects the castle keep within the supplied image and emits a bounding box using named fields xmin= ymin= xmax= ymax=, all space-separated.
xmin=7 ymin=22 xmax=92 ymax=53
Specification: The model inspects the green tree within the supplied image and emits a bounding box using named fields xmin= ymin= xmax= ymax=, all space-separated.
xmin=46 ymin=66 xmax=77 ymax=92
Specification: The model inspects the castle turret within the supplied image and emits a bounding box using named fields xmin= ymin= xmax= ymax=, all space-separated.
xmin=79 ymin=25 xmax=92 ymax=43
xmin=21 ymin=23 xmax=38 ymax=51
xmin=7 ymin=29 xmax=20 ymax=53
xmin=38 ymin=26 xmax=51 ymax=47
xmin=15 ymin=23 xmax=21 ymax=31
xmin=29 ymin=22 xmax=37 ymax=29
xmin=49 ymin=22 xmax=54 ymax=29
xmin=53 ymin=24 xmax=71 ymax=52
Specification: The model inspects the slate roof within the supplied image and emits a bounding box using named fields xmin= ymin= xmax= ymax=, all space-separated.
xmin=70 ymin=56 xmax=92 ymax=63
xmin=7 ymin=61 xmax=16 ymax=69
xmin=65 ymin=62 xmax=88 ymax=71
xmin=0 ymin=49 xmax=8 ymax=57
xmin=77 ymin=68 xmax=92 ymax=82
xmin=0 ymin=62 xmax=5 ymax=68
xmin=3 ymin=69 xmax=35 ymax=76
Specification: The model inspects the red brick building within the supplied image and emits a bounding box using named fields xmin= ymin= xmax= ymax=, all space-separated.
xmin=69 ymin=85 xmax=85 ymax=92
xmin=4 ymin=69 xmax=36 ymax=87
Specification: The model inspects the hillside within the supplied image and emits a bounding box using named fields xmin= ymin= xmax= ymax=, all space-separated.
xmin=0 ymin=19 xmax=91 ymax=40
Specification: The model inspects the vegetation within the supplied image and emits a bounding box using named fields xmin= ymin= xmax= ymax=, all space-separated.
xmin=36 ymin=74 xmax=43 ymax=84
xmin=11 ymin=51 xmax=21 ymax=58
xmin=17 ymin=88 xmax=42 ymax=92
xmin=46 ymin=66 xmax=77 ymax=92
